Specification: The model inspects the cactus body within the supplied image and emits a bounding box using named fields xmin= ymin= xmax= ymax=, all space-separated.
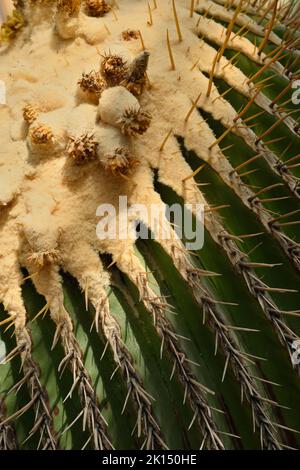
xmin=0 ymin=0 xmax=300 ymax=450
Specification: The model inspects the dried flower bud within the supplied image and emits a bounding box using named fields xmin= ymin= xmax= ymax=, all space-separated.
xmin=100 ymin=53 xmax=129 ymax=86
xmin=23 ymin=104 xmax=39 ymax=124
xmin=85 ymin=0 xmax=111 ymax=17
xmin=27 ymin=249 xmax=61 ymax=268
xmin=95 ymin=125 xmax=138 ymax=175
xmin=30 ymin=124 xmax=53 ymax=144
xmin=57 ymin=0 xmax=81 ymax=16
xmin=98 ymin=86 xmax=151 ymax=136
xmin=101 ymin=147 xmax=138 ymax=175
xmin=67 ymin=132 xmax=98 ymax=164
xmin=121 ymin=30 xmax=139 ymax=41
xmin=120 ymin=109 xmax=151 ymax=137
xmin=122 ymin=51 xmax=150 ymax=96
xmin=78 ymin=70 xmax=106 ymax=97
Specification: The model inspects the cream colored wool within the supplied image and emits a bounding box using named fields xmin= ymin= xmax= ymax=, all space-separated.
xmin=95 ymin=124 xmax=132 ymax=159
xmin=98 ymin=86 xmax=140 ymax=127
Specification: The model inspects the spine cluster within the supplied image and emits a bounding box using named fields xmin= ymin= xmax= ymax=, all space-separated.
xmin=74 ymin=48 xmax=152 ymax=175
xmin=84 ymin=0 xmax=111 ymax=17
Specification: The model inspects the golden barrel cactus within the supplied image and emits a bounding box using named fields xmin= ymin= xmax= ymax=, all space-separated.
xmin=0 ymin=0 xmax=300 ymax=450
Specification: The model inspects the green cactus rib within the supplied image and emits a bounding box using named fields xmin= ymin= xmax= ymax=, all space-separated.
xmin=195 ymin=15 xmax=291 ymax=82
xmin=136 ymin=212 xmax=300 ymax=446
xmin=196 ymin=0 xmax=300 ymax=57
xmin=125 ymin=192 xmax=287 ymax=449
xmin=133 ymin=271 xmax=225 ymax=450
xmin=176 ymin=92 xmax=300 ymax=272
xmin=153 ymin=145 xmax=300 ymax=371
xmin=91 ymin=286 xmax=166 ymax=444
xmin=99 ymin=328 xmax=168 ymax=450
xmin=0 ymin=316 xmax=58 ymax=449
xmin=209 ymin=154 xmax=300 ymax=274
xmin=197 ymin=0 xmax=297 ymax=74
xmin=57 ymin=240 xmax=168 ymax=449
xmin=196 ymin=84 xmax=300 ymax=199
xmin=196 ymin=1 xmax=281 ymax=46
xmin=204 ymin=80 xmax=300 ymax=202
xmin=25 ymin=266 xmax=113 ymax=450
xmin=177 ymin=47 xmax=300 ymax=254
xmin=210 ymin=0 xmax=300 ymax=44
xmin=55 ymin=319 xmax=113 ymax=450
xmin=110 ymin=217 xmax=294 ymax=447
xmin=192 ymin=48 xmax=300 ymax=146
xmin=101 ymin=240 xmax=225 ymax=448
xmin=98 ymin=244 xmax=224 ymax=448
xmin=25 ymin=258 xmax=166 ymax=450
xmin=205 ymin=214 xmax=300 ymax=365
xmin=0 ymin=249 xmax=111 ymax=450
xmin=0 ymin=399 xmax=18 ymax=450
xmin=195 ymin=53 xmax=300 ymax=145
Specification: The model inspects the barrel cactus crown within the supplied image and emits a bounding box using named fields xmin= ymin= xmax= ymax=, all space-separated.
xmin=0 ymin=0 xmax=300 ymax=450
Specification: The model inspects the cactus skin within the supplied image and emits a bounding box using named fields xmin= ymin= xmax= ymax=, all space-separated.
xmin=0 ymin=0 xmax=300 ymax=451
